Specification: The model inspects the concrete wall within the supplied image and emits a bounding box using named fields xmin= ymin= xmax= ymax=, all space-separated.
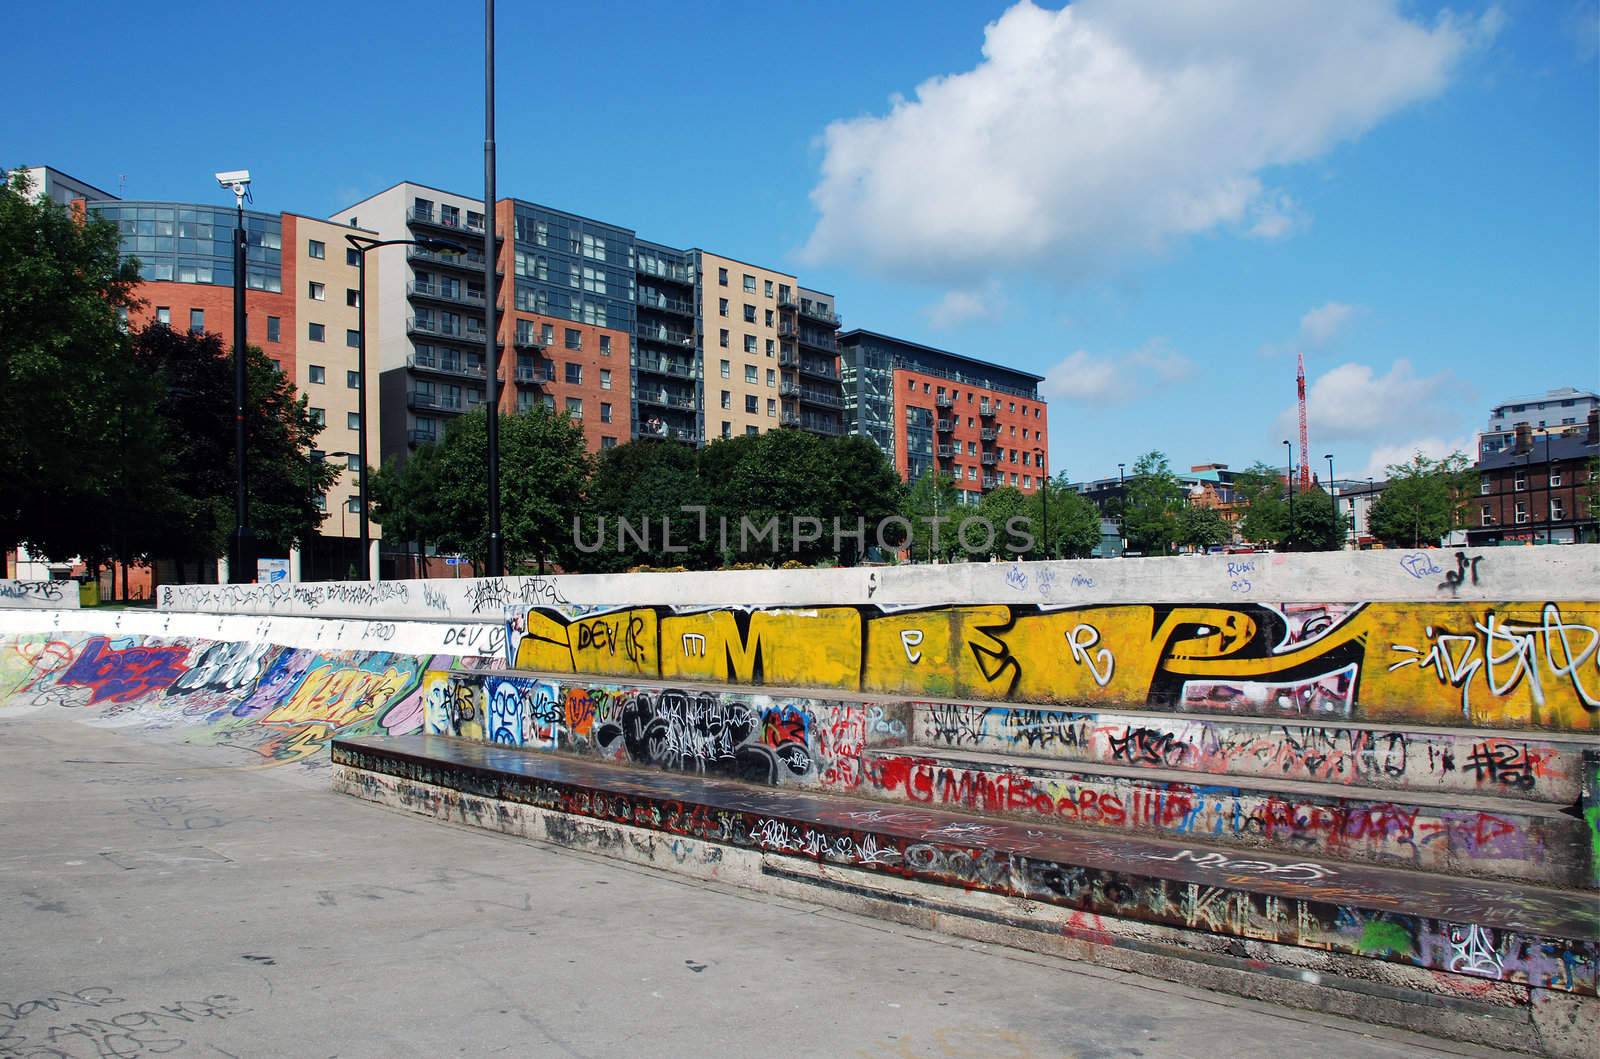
xmin=0 ymin=581 xmax=80 ymax=609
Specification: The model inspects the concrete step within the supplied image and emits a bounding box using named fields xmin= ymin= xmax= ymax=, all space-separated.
xmin=331 ymin=733 xmax=1598 ymax=1037
xmin=859 ymin=744 xmax=1590 ymax=888
xmin=908 ymin=700 xmax=1595 ymax=806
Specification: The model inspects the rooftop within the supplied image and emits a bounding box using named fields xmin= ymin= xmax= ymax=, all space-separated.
xmin=839 ymin=328 xmax=1046 ymax=386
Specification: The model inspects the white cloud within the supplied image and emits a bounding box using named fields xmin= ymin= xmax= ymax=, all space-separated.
xmin=1041 ymin=340 xmax=1193 ymax=403
xmin=1356 ymin=437 xmax=1473 ymax=480
xmin=803 ymin=0 xmax=1490 ymax=283
xmin=926 ymin=284 xmax=1005 ymax=328
xmin=1272 ymin=358 xmax=1470 ymax=448
xmin=1299 ymin=301 xmax=1358 ymax=346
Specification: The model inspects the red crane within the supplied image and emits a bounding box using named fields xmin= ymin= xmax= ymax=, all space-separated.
xmin=1297 ymin=352 xmax=1311 ymax=490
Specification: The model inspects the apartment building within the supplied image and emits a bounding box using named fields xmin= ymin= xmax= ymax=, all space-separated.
xmin=1469 ymin=411 xmax=1599 ymax=546
xmin=701 ymin=252 xmax=793 ymax=440
xmin=635 ymin=241 xmax=699 ymax=443
xmin=1477 ymin=386 xmax=1600 ymax=459
xmin=779 ymin=287 xmax=845 ymax=437
xmin=838 ymin=330 xmax=1048 ymax=504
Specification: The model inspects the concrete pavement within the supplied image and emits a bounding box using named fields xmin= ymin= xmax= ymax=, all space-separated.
xmin=0 ymin=714 xmax=1496 ymax=1058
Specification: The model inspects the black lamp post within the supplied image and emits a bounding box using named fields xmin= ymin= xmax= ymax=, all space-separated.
xmin=1116 ymin=462 xmax=1126 ymax=556
xmin=216 ymin=170 xmax=253 ymax=582
xmin=1543 ymin=432 xmax=1553 ymax=545
xmin=1325 ymin=453 xmax=1337 ymax=548
xmin=1033 ymin=448 xmax=1049 ymax=559
xmin=345 ymin=233 xmax=470 ymax=582
xmin=1283 ymin=439 xmax=1295 ymax=551
xmin=484 ymin=0 xmax=503 ymax=578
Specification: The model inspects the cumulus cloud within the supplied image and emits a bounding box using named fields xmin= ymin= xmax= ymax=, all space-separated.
xmin=803 ymin=0 xmax=1492 ymax=283
xmin=1356 ymin=437 xmax=1474 ymax=480
xmin=1272 ymin=359 xmax=1471 ymax=449
xmin=1041 ymin=340 xmax=1193 ymax=403
xmin=1299 ymin=301 xmax=1359 ymax=346
xmin=927 ymin=283 xmax=1005 ymax=329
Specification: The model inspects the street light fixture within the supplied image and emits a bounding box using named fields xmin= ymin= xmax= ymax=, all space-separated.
xmin=345 ymin=233 xmax=471 ymax=582
xmin=1032 ymin=448 xmax=1048 ymax=559
xmin=1283 ymin=440 xmax=1295 ymax=551
xmin=216 ymin=169 xmax=252 ymax=582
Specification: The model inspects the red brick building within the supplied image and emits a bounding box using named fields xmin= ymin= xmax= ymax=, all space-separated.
xmin=1468 ymin=411 xmax=1599 ymax=546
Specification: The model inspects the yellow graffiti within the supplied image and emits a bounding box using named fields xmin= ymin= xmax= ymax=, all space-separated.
xmin=661 ymin=608 xmax=862 ymax=688
xmin=262 ymin=660 xmax=410 ymax=728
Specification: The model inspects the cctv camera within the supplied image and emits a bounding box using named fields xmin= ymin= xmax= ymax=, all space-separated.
xmin=215 ymin=169 xmax=251 ymax=187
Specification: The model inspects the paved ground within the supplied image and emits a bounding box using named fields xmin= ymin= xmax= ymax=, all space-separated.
xmin=0 ymin=714 xmax=1494 ymax=1059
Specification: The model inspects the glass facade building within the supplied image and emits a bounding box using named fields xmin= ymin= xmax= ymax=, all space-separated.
xmin=90 ymin=202 xmax=283 ymax=292
xmin=509 ymin=203 xmax=635 ymax=332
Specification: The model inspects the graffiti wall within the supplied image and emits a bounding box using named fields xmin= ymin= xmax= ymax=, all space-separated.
xmin=0 ymin=580 xmax=79 ymax=609
xmin=505 ymin=600 xmax=1600 ymax=732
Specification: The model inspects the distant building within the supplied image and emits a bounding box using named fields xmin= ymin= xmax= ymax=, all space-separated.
xmin=1468 ymin=411 xmax=1599 ymax=546
xmin=838 ymin=330 xmax=1048 ymax=504
xmin=1477 ymin=387 xmax=1599 ymax=459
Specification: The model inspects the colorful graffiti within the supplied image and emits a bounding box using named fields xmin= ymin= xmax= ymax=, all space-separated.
xmin=507 ymin=600 xmax=1600 ymax=731
xmin=58 ymin=638 xmax=190 ymax=704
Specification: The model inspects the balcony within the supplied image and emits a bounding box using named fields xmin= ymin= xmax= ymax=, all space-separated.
xmin=637 ymin=294 xmax=696 ymax=319
xmin=777 ymin=321 xmax=798 ymax=339
xmin=778 ymin=294 xmax=799 ymax=311
xmin=513 ymin=365 xmax=554 ymax=386
xmin=980 ymin=428 xmax=999 ymax=442
xmin=636 ymin=259 xmax=694 ymax=286
xmin=800 ymin=414 xmax=842 ymax=436
xmin=635 ymin=356 xmax=696 ymax=380
xmin=777 ymin=350 xmax=800 ymax=368
xmin=937 ymin=445 xmax=955 ymax=459
xmin=982 ymin=475 xmax=1001 ymax=489
xmin=408 ymin=281 xmax=486 ymax=308
xmin=798 ymin=302 xmax=841 ymax=327
xmin=981 ymin=453 xmax=998 ymax=466
xmin=408 ymin=206 xmax=492 ymax=237
xmin=513 ymin=330 xmax=553 ymax=350
xmin=407 ymin=245 xmax=497 ymax=275
xmin=935 ymin=394 xmax=954 ymax=409
xmin=797 ymin=389 xmax=843 ymax=409
xmin=798 ymin=359 xmax=838 ymax=381
xmin=637 ymin=389 xmax=697 ymax=411
xmin=979 ymin=403 xmax=996 ymax=418
xmin=797 ymin=331 xmax=839 ymax=353
xmin=936 ymin=418 xmax=954 ymax=433
xmin=636 ymin=419 xmax=699 ymax=443
xmin=408 ymin=390 xmax=465 ymax=413
xmin=408 ymin=429 xmax=441 ymax=447
xmin=637 ymin=324 xmax=694 ymax=348
xmin=408 ymin=352 xmax=485 ymax=380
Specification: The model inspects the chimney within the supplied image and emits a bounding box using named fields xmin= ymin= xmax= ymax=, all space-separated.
xmin=1513 ymin=421 xmax=1533 ymax=455
xmin=1587 ymin=408 xmax=1598 ymax=445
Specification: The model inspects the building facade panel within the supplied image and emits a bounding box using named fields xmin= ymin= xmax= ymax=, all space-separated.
xmin=697 ymin=251 xmax=794 ymax=440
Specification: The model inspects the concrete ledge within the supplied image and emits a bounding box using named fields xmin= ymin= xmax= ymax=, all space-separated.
xmin=332 ymin=760 xmax=1598 ymax=1057
xmin=0 ymin=580 xmax=78 ymax=609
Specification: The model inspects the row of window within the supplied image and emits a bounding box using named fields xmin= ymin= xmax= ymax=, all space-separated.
xmin=715 ymin=269 xmax=796 ymax=305
xmin=151 ymin=305 xmax=286 ymax=343
xmin=1493 ymin=470 xmax=1567 ymax=491
xmin=1483 ymin=499 xmax=1567 ymax=525
xmin=719 ymin=300 xmax=777 ymax=327
xmin=718 ymin=330 xmax=778 ymax=355
xmin=303 ymin=240 xmax=363 ymax=268
xmin=909 ymin=379 xmax=1042 ymax=418
xmin=308 ymin=409 xmax=360 ymax=431
xmin=306 ymin=366 xmax=360 ymax=389
xmin=514 ymin=321 xmax=615 ymax=355
xmin=307 ymin=280 xmax=361 ymax=306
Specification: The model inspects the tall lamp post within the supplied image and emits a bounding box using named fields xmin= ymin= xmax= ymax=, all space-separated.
xmin=483 ymin=0 xmax=503 ymax=577
xmin=345 ymin=233 xmax=470 ymax=582
xmin=216 ymin=169 xmax=253 ymax=582
xmin=1116 ymin=462 xmax=1126 ymax=556
xmin=1542 ymin=432 xmax=1552 ymax=545
xmin=1324 ymin=453 xmax=1338 ymax=549
xmin=1283 ymin=439 xmax=1295 ymax=551
xmin=1033 ymin=447 xmax=1049 ymax=559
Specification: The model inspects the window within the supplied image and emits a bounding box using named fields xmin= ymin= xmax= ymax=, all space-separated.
xmin=719 ymin=298 xmax=729 ymax=317
xmin=720 ymin=360 xmax=731 ymax=378
xmin=346 ymin=248 xmax=360 ymax=266
xmin=189 ymin=308 xmax=204 ymax=333
xmin=764 ymin=280 xmax=774 ymax=298
xmin=347 ymin=370 xmax=359 ymax=389
xmin=309 ymin=323 xmax=325 ymax=342
xmin=1480 ymin=477 xmax=1491 ymax=494
xmin=1514 ymin=471 xmax=1527 ymax=491
xmin=467 ymin=210 xmax=484 ymax=231
xmin=309 ymin=365 xmax=326 ymax=384
xmin=906 ymin=379 xmax=915 ymax=391
xmin=346 ymin=497 xmax=361 ymax=514
xmin=308 ymin=239 xmax=325 ymax=259
xmin=440 ymin=204 xmax=459 ymax=227
xmin=265 ymin=315 xmax=280 ymax=342
xmin=968 ymin=441 xmax=977 ymax=455
xmin=601 ymin=436 xmax=617 ymax=449
xmin=566 ymin=363 xmax=583 ymax=385
xmin=309 ymin=407 xmax=326 ymax=428
xmin=599 ymin=335 xmax=611 ymax=355
xmin=742 ymin=274 xmax=756 ymax=292
xmin=309 ymin=281 xmax=325 ymax=301
xmin=721 ymin=421 xmax=731 ymax=439
xmin=765 ymin=339 xmax=775 ymax=356
xmin=347 ymin=412 xmax=361 ymax=430
xmin=1552 ymin=497 xmax=1566 ymax=520
xmin=566 ymin=397 xmax=583 ymax=418
xmin=745 ymin=395 xmax=758 ymax=413
xmin=346 ymin=329 xmax=360 ymax=348
xmin=718 ymin=267 xmax=729 ymax=286
xmin=764 ymin=309 xmax=774 ymax=327
xmin=347 ymin=289 xmax=360 ymax=307
xmin=744 ymin=335 xmax=757 ymax=354
xmin=580 ymin=233 xmax=606 ymax=261
xmin=743 ymin=304 xmax=756 ymax=323
xmin=719 ymin=329 xmax=729 ymax=348
xmin=541 ymin=323 xmax=554 ymax=345
xmin=766 ymin=369 xmax=776 ymax=387
xmin=565 ymin=328 xmax=582 ymax=351
xmin=720 ymin=390 xmax=732 ymax=409
xmin=600 ymin=402 xmax=612 ymax=423
xmin=314 ymin=495 xmax=328 ymax=513
xmin=767 ymin=399 xmax=777 ymax=417
xmin=745 ymin=365 xmax=758 ymax=383
xmin=1550 ymin=470 xmax=1563 ymax=487
xmin=1515 ymin=500 xmax=1528 ymax=524
xmin=746 ymin=425 xmax=759 ymax=436
xmin=968 ymin=467 xmax=977 ymax=481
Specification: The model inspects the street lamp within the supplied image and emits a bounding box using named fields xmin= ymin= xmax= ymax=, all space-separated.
xmin=345 ymin=233 xmax=470 ymax=582
xmin=216 ymin=168 xmax=252 ymax=582
xmin=484 ymin=0 xmax=502 ymax=578
xmin=1032 ymin=448 xmax=1049 ymax=559
xmin=1116 ymin=462 xmax=1126 ymax=556
xmin=1283 ymin=439 xmax=1295 ymax=551
xmin=1325 ymin=453 xmax=1338 ymax=548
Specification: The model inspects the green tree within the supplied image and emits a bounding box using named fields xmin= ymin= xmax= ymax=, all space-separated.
xmin=576 ymin=438 xmax=710 ymax=571
xmin=1233 ymin=462 xmax=1290 ymax=547
xmin=1176 ymin=505 xmax=1231 ymax=552
xmin=821 ymin=435 xmax=905 ymax=564
xmin=370 ymin=441 xmax=447 ymax=575
xmin=1368 ymin=452 xmax=1476 ymax=548
xmin=417 ymin=407 xmax=592 ymax=572
xmin=0 ymin=169 xmax=144 ymax=574
xmin=1122 ymin=450 xmax=1183 ymax=555
xmin=1285 ymin=486 xmax=1347 ymax=551
xmin=970 ymin=486 xmax=1030 ymax=559
xmin=1029 ymin=477 xmax=1103 ymax=559
xmin=901 ymin=469 xmax=961 ymax=561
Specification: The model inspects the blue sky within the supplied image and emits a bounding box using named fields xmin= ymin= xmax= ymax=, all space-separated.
xmin=6 ymin=0 xmax=1596 ymax=482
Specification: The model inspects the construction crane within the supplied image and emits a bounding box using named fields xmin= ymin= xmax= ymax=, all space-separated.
xmin=1297 ymin=352 xmax=1311 ymax=490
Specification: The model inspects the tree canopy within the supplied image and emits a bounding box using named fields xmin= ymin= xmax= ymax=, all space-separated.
xmin=1122 ymin=450 xmax=1183 ymax=555
xmin=1233 ymin=462 xmax=1290 ymax=547
xmin=1368 ymin=452 xmax=1476 ymax=548
xmin=1176 ymin=505 xmax=1231 ymax=552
